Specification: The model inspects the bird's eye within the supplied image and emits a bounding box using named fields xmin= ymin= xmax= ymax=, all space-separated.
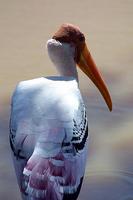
xmin=79 ymin=35 xmax=85 ymax=42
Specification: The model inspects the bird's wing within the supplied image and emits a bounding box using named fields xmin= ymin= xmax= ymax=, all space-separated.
xmin=10 ymin=78 xmax=89 ymax=200
xmin=21 ymin=103 xmax=88 ymax=200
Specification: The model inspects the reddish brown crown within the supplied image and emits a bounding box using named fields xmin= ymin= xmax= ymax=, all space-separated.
xmin=52 ymin=23 xmax=85 ymax=62
xmin=52 ymin=23 xmax=85 ymax=44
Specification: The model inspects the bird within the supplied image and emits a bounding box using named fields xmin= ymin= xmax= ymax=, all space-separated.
xmin=9 ymin=23 xmax=112 ymax=200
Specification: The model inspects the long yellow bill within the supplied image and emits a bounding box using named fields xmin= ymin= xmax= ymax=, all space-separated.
xmin=78 ymin=43 xmax=112 ymax=111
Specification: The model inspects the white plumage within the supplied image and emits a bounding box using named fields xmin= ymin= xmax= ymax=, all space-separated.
xmin=10 ymin=24 xmax=112 ymax=200
xmin=10 ymin=77 xmax=88 ymax=200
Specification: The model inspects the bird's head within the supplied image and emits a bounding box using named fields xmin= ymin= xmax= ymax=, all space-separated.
xmin=47 ymin=23 xmax=112 ymax=111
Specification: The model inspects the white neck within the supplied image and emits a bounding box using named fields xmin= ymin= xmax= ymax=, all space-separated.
xmin=47 ymin=39 xmax=78 ymax=82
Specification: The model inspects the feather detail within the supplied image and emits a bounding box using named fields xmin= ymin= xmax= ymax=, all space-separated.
xmin=21 ymin=149 xmax=84 ymax=200
xmin=9 ymin=77 xmax=89 ymax=200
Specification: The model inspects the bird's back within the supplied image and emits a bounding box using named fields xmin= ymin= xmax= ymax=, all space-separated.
xmin=10 ymin=76 xmax=88 ymax=200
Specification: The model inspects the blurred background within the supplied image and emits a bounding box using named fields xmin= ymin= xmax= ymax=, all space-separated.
xmin=0 ymin=0 xmax=133 ymax=199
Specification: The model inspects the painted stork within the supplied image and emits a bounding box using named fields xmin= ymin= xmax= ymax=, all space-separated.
xmin=9 ymin=24 xmax=112 ymax=200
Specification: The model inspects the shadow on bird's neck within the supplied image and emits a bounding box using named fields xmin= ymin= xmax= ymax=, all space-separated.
xmin=47 ymin=39 xmax=79 ymax=83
